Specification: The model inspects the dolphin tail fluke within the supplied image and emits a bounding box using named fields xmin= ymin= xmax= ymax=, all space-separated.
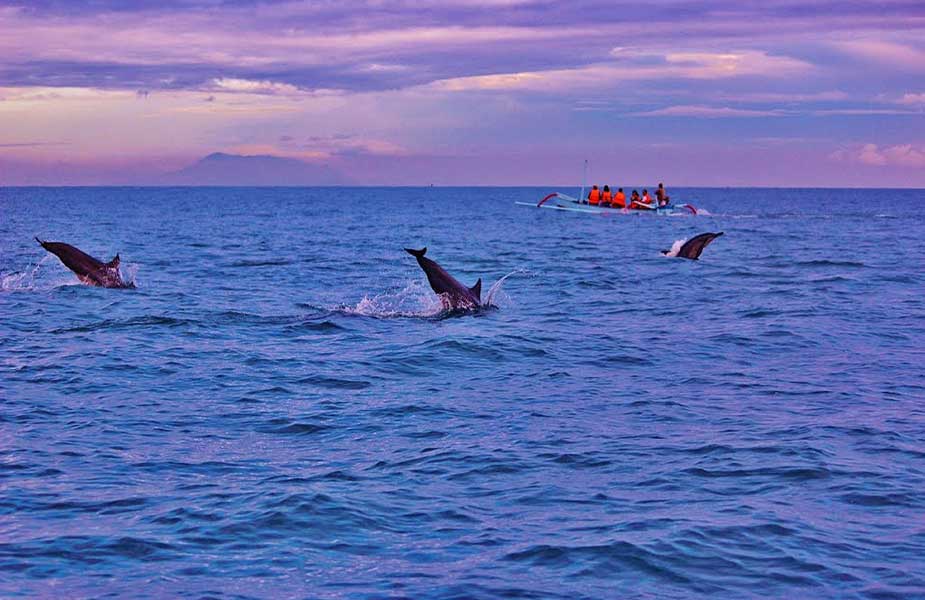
xmin=469 ymin=278 xmax=482 ymax=300
xmin=404 ymin=247 xmax=427 ymax=258
xmin=107 ymin=254 xmax=121 ymax=269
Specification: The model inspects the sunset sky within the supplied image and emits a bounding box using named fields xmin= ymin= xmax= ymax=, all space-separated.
xmin=1 ymin=0 xmax=924 ymax=186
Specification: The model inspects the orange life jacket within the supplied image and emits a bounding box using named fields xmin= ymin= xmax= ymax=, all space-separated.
xmin=588 ymin=188 xmax=601 ymax=205
xmin=613 ymin=192 xmax=626 ymax=208
xmin=601 ymin=190 xmax=612 ymax=204
xmin=641 ymin=193 xmax=652 ymax=204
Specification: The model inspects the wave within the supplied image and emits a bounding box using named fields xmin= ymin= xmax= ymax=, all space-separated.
xmin=258 ymin=418 xmax=331 ymax=436
xmin=51 ymin=315 xmax=196 ymax=333
xmin=683 ymin=466 xmax=831 ymax=481
xmin=296 ymin=375 xmax=372 ymax=390
xmin=796 ymin=259 xmax=865 ymax=268
xmin=228 ymin=259 xmax=294 ymax=268
xmin=504 ymin=541 xmax=692 ymax=584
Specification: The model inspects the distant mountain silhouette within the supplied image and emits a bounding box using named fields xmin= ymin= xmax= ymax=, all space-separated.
xmin=164 ymin=152 xmax=349 ymax=185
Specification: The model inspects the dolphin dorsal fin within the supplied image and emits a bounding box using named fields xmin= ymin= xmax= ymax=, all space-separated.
xmin=107 ymin=254 xmax=120 ymax=269
xmin=469 ymin=278 xmax=482 ymax=300
xmin=404 ymin=247 xmax=427 ymax=258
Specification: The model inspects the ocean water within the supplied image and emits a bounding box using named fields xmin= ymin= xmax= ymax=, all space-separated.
xmin=1 ymin=186 xmax=924 ymax=599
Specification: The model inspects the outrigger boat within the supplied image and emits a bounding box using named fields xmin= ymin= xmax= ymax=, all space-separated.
xmin=516 ymin=192 xmax=698 ymax=216
xmin=515 ymin=160 xmax=698 ymax=216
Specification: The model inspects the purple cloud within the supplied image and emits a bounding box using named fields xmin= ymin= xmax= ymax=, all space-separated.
xmin=2 ymin=1 xmax=923 ymax=93
xmin=2 ymin=0 xmax=925 ymax=185
xmin=0 ymin=141 xmax=68 ymax=148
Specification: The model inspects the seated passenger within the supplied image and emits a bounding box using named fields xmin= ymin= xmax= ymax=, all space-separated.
xmin=587 ymin=185 xmax=601 ymax=205
xmin=641 ymin=189 xmax=652 ymax=204
xmin=629 ymin=189 xmax=644 ymax=209
xmin=613 ymin=187 xmax=626 ymax=208
xmin=601 ymin=185 xmax=613 ymax=206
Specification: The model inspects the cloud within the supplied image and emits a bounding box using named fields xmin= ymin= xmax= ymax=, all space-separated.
xmin=0 ymin=141 xmax=68 ymax=148
xmin=216 ymin=133 xmax=409 ymax=163
xmin=427 ymin=50 xmax=811 ymax=93
xmin=631 ymin=105 xmax=787 ymax=118
xmin=661 ymin=51 xmax=809 ymax=78
xmin=278 ymin=133 xmax=409 ymax=157
xmin=813 ymin=108 xmax=917 ymax=116
xmin=0 ymin=86 xmax=131 ymax=103
xmin=222 ymin=144 xmax=329 ymax=161
xmin=831 ymin=40 xmax=925 ymax=72
xmin=211 ymin=77 xmax=302 ymax=95
xmin=717 ymin=90 xmax=849 ymax=104
xmin=831 ymin=143 xmax=925 ymax=168
xmin=0 ymin=2 xmax=861 ymax=95
xmin=898 ymin=92 xmax=925 ymax=106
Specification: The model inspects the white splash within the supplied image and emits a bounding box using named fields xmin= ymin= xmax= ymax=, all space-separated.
xmin=484 ymin=269 xmax=527 ymax=307
xmin=662 ymin=239 xmax=686 ymax=258
xmin=121 ymin=263 xmax=139 ymax=287
xmin=1 ymin=255 xmax=57 ymax=291
xmin=339 ymin=269 xmax=524 ymax=318
xmin=341 ymin=280 xmax=445 ymax=318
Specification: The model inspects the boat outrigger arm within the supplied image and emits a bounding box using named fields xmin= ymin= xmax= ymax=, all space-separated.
xmin=537 ymin=192 xmax=560 ymax=208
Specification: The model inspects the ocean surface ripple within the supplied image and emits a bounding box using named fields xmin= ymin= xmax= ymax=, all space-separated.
xmin=1 ymin=186 xmax=924 ymax=599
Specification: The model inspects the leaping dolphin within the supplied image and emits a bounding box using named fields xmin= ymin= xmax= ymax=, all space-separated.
xmin=404 ymin=247 xmax=481 ymax=310
xmin=36 ymin=238 xmax=135 ymax=288
xmin=662 ymin=232 xmax=724 ymax=260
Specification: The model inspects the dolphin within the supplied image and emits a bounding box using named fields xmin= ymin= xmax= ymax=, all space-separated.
xmin=662 ymin=232 xmax=724 ymax=260
xmin=404 ymin=247 xmax=481 ymax=310
xmin=36 ymin=238 xmax=135 ymax=288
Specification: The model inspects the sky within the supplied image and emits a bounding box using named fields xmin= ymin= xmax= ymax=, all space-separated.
xmin=1 ymin=0 xmax=924 ymax=186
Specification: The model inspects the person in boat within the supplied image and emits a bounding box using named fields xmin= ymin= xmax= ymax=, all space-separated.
xmin=601 ymin=185 xmax=613 ymax=206
xmin=656 ymin=182 xmax=670 ymax=207
xmin=630 ymin=189 xmax=651 ymax=210
xmin=613 ymin=187 xmax=626 ymax=209
xmin=587 ymin=185 xmax=601 ymax=205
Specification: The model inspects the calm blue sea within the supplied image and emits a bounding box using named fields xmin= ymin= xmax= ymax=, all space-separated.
xmin=1 ymin=186 xmax=924 ymax=599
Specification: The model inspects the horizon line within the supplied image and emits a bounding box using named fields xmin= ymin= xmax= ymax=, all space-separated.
xmin=3 ymin=184 xmax=925 ymax=191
